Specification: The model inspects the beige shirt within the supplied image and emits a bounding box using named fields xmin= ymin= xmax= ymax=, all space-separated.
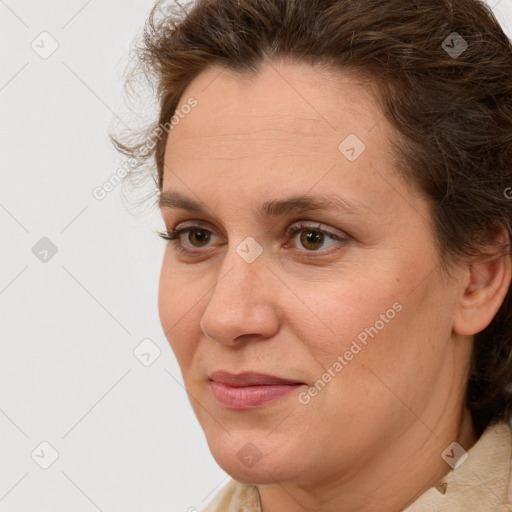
xmin=201 ymin=421 xmax=512 ymax=511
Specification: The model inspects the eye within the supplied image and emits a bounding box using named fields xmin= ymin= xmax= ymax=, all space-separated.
xmin=285 ymin=221 xmax=348 ymax=252
xmin=157 ymin=220 xmax=349 ymax=255
xmin=157 ymin=221 xmax=221 ymax=254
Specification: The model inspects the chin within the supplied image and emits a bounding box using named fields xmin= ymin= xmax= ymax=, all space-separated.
xmin=206 ymin=434 xmax=306 ymax=485
xmin=214 ymin=455 xmax=295 ymax=485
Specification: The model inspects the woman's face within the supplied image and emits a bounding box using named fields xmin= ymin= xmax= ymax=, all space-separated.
xmin=158 ymin=61 xmax=473 ymax=488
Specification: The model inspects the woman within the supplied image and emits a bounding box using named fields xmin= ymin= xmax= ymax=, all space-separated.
xmin=111 ymin=0 xmax=512 ymax=509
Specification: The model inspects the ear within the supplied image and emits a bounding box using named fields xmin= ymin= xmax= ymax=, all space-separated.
xmin=453 ymin=228 xmax=512 ymax=336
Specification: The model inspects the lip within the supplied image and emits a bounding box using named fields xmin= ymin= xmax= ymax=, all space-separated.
xmin=208 ymin=371 xmax=305 ymax=410
xmin=209 ymin=370 xmax=303 ymax=387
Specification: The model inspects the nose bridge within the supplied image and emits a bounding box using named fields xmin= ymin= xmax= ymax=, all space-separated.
xmin=200 ymin=243 xmax=278 ymax=344
xmin=216 ymin=233 xmax=268 ymax=300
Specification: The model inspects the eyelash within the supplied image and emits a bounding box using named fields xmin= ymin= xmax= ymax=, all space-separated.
xmin=157 ymin=221 xmax=348 ymax=257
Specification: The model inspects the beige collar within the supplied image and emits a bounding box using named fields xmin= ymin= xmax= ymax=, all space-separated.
xmin=403 ymin=421 xmax=512 ymax=511
xmin=201 ymin=421 xmax=512 ymax=512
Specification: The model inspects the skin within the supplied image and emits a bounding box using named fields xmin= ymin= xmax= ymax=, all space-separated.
xmin=157 ymin=60 xmax=511 ymax=511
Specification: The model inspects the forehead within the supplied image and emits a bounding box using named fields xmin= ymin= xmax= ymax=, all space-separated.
xmin=161 ymin=60 xmax=411 ymax=222
xmin=168 ymin=61 xmax=382 ymax=145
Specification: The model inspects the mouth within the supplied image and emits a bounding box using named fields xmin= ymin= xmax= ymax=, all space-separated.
xmin=208 ymin=370 xmax=305 ymax=410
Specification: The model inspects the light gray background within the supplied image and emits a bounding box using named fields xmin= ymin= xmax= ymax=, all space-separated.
xmin=1 ymin=1 xmax=511 ymax=511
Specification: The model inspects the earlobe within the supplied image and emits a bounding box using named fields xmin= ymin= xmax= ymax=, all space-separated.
xmin=453 ymin=236 xmax=512 ymax=337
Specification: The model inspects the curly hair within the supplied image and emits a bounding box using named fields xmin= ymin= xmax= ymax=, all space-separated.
xmin=110 ymin=0 xmax=512 ymax=436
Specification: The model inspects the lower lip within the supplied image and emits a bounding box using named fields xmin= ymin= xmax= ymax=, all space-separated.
xmin=210 ymin=381 xmax=303 ymax=410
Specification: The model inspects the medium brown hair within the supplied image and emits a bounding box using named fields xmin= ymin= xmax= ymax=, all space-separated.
xmin=110 ymin=0 xmax=512 ymax=435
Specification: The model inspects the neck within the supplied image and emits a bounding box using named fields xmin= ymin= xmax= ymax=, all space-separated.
xmin=257 ymin=408 xmax=478 ymax=512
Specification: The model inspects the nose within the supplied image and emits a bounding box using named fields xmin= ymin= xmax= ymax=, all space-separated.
xmin=199 ymin=246 xmax=280 ymax=346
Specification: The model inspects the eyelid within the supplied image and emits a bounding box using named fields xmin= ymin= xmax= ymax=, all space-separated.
xmin=170 ymin=219 xmax=346 ymax=239
xmin=173 ymin=219 xmax=218 ymax=233
xmin=284 ymin=220 xmax=347 ymax=240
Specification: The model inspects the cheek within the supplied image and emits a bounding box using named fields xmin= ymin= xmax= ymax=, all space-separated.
xmin=290 ymin=277 xmax=436 ymax=414
xmin=292 ymin=278 xmax=404 ymax=357
xmin=158 ymin=263 xmax=203 ymax=368
xmin=307 ymin=277 xmax=453 ymax=416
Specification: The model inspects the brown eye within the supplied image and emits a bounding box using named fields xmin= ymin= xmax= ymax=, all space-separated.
xmin=287 ymin=222 xmax=347 ymax=252
xmin=187 ymin=229 xmax=211 ymax=247
xmin=299 ymin=230 xmax=325 ymax=250
xmin=157 ymin=224 xmax=219 ymax=254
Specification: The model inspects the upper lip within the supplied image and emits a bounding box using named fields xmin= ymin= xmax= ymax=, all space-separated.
xmin=209 ymin=370 xmax=304 ymax=387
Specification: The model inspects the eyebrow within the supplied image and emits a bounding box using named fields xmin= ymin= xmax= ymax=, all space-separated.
xmin=158 ymin=190 xmax=374 ymax=219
